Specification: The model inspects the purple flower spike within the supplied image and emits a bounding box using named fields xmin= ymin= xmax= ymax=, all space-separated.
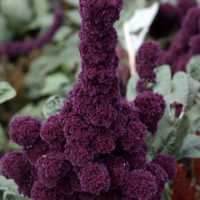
xmin=0 ymin=1 xmax=175 ymax=199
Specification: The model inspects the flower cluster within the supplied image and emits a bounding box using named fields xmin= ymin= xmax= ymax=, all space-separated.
xmin=136 ymin=41 xmax=161 ymax=93
xmin=0 ymin=1 xmax=175 ymax=200
xmin=0 ymin=6 xmax=64 ymax=58
xmin=159 ymin=3 xmax=200 ymax=73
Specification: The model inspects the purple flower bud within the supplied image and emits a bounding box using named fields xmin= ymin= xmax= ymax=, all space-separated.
xmin=79 ymin=163 xmax=111 ymax=194
xmin=36 ymin=152 xmax=71 ymax=188
xmin=123 ymin=169 xmax=157 ymax=200
xmin=145 ymin=163 xmax=168 ymax=195
xmin=134 ymin=91 xmax=166 ymax=134
xmin=31 ymin=181 xmax=56 ymax=200
xmin=9 ymin=116 xmax=41 ymax=146
xmin=121 ymin=121 xmax=147 ymax=151
xmin=24 ymin=139 xmax=49 ymax=164
xmin=153 ymin=154 xmax=176 ymax=180
xmin=136 ymin=41 xmax=161 ymax=81
xmin=0 ymin=152 xmax=31 ymax=185
xmin=40 ymin=114 xmax=65 ymax=146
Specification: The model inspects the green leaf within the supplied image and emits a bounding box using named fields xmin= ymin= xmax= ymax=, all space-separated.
xmin=126 ymin=74 xmax=139 ymax=101
xmin=170 ymin=115 xmax=190 ymax=158
xmin=17 ymin=103 xmax=44 ymax=118
xmin=151 ymin=106 xmax=176 ymax=155
xmin=187 ymin=76 xmax=200 ymax=106
xmin=0 ymin=176 xmax=28 ymax=200
xmin=0 ymin=0 xmax=33 ymax=29
xmin=0 ymin=15 xmax=12 ymax=42
xmin=152 ymin=107 xmax=190 ymax=159
xmin=187 ymin=103 xmax=200 ymax=133
xmin=0 ymin=81 xmax=16 ymax=104
xmin=66 ymin=0 xmax=79 ymax=7
xmin=0 ymin=124 xmax=7 ymax=152
xmin=43 ymin=95 xmax=64 ymax=118
xmin=40 ymin=73 xmax=70 ymax=96
xmin=187 ymin=56 xmax=200 ymax=81
xmin=180 ymin=134 xmax=200 ymax=158
xmin=166 ymin=72 xmax=189 ymax=106
xmin=33 ymin=0 xmax=49 ymax=18
xmin=67 ymin=10 xmax=80 ymax=25
xmin=154 ymin=65 xmax=172 ymax=96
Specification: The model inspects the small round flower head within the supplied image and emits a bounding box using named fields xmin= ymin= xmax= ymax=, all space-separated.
xmin=123 ymin=169 xmax=157 ymax=200
xmin=127 ymin=145 xmax=148 ymax=169
xmin=153 ymin=154 xmax=176 ymax=180
xmin=31 ymin=181 xmax=56 ymax=200
xmin=121 ymin=121 xmax=147 ymax=151
xmin=64 ymin=142 xmax=93 ymax=167
xmin=93 ymin=133 xmax=116 ymax=154
xmin=134 ymin=91 xmax=166 ymax=134
xmin=63 ymin=112 xmax=95 ymax=146
xmin=18 ymin=169 xmax=36 ymax=198
xmin=24 ymin=139 xmax=49 ymax=164
xmin=136 ymin=41 xmax=161 ymax=81
xmin=36 ymin=152 xmax=71 ymax=188
xmin=40 ymin=114 xmax=65 ymax=146
xmin=0 ymin=152 xmax=31 ymax=185
xmin=145 ymin=163 xmax=168 ymax=194
xmin=9 ymin=116 xmax=41 ymax=146
xmin=79 ymin=163 xmax=111 ymax=194
xmin=106 ymin=156 xmax=129 ymax=187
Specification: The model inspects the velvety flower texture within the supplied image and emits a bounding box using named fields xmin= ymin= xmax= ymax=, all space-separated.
xmin=136 ymin=41 xmax=161 ymax=81
xmin=134 ymin=91 xmax=166 ymax=134
xmin=0 ymin=1 xmax=175 ymax=200
xmin=159 ymin=5 xmax=200 ymax=73
xmin=136 ymin=41 xmax=161 ymax=93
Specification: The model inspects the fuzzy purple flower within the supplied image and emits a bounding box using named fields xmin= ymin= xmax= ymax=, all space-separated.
xmin=79 ymin=163 xmax=111 ymax=194
xmin=0 ymin=1 xmax=175 ymax=199
xmin=36 ymin=152 xmax=71 ymax=188
xmin=40 ymin=114 xmax=65 ymax=146
xmin=123 ymin=169 xmax=157 ymax=200
xmin=0 ymin=152 xmax=31 ymax=185
xmin=9 ymin=116 xmax=41 ymax=146
xmin=153 ymin=154 xmax=176 ymax=180
xmin=136 ymin=41 xmax=161 ymax=81
xmin=121 ymin=121 xmax=147 ymax=151
xmin=145 ymin=163 xmax=168 ymax=196
xmin=24 ymin=139 xmax=49 ymax=165
xmin=134 ymin=91 xmax=166 ymax=134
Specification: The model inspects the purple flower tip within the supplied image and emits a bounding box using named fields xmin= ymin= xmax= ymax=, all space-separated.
xmin=134 ymin=91 xmax=166 ymax=134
